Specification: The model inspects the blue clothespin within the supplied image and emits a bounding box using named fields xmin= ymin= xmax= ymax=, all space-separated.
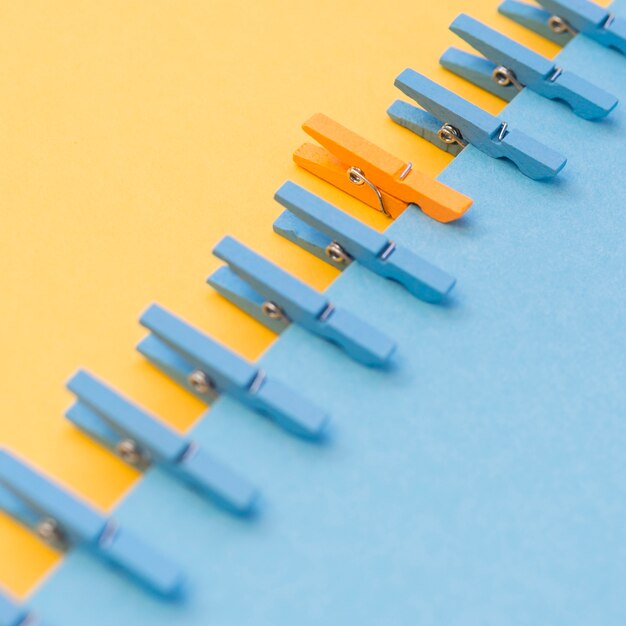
xmin=66 ymin=370 xmax=258 ymax=514
xmin=0 ymin=449 xmax=184 ymax=598
xmin=208 ymin=236 xmax=397 ymax=367
xmin=499 ymin=0 xmax=572 ymax=45
xmin=137 ymin=304 xmax=330 ymax=438
xmin=0 ymin=589 xmax=50 ymax=626
xmin=441 ymin=14 xmax=618 ymax=119
xmin=499 ymin=0 xmax=626 ymax=53
xmin=388 ymin=68 xmax=567 ymax=180
xmin=272 ymin=181 xmax=456 ymax=304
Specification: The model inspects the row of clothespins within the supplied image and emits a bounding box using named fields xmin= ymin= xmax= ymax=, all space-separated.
xmin=2 ymin=0 xmax=624 ymax=622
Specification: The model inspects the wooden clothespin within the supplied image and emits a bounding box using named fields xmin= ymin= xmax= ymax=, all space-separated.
xmin=388 ymin=68 xmax=568 ymax=180
xmin=499 ymin=0 xmax=626 ymax=54
xmin=0 ymin=449 xmax=184 ymax=598
xmin=137 ymin=304 xmax=330 ymax=438
xmin=66 ymin=370 xmax=258 ymax=514
xmin=441 ymin=14 xmax=618 ymax=119
xmin=273 ymin=181 xmax=456 ymax=304
xmin=293 ymin=113 xmax=473 ymax=223
xmin=208 ymin=237 xmax=397 ymax=367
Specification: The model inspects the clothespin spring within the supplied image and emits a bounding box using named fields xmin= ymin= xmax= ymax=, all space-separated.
xmin=325 ymin=241 xmax=353 ymax=265
xmin=265 ymin=299 xmax=334 ymax=324
xmin=379 ymin=241 xmax=397 ymax=260
xmin=492 ymin=66 xmax=525 ymax=91
xmin=187 ymin=369 xmax=218 ymax=396
xmin=440 ymin=120 xmax=509 ymax=146
xmin=115 ymin=438 xmax=208 ymax=475
xmin=116 ymin=439 xmax=151 ymax=469
xmin=345 ymin=162 xmax=413 ymax=218
xmin=437 ymin=124 xmax=468 ymax=148
xmin=36 ymin=515 xmax=123 ymax=558
xmin=261 ymin=301 xmax=289 ymax=322
xmin=324 ymin=238 xmax=395 ymax=266
xmin=37 ymin=517 xmax=67 ymax=550
xmin=497 ymin=122 xmax=509 ymax=141
xmin=347 ymin=167 xmax=390 ymax=217
xmin=188 ymin=364 xmax=267 ymax=397
xmin=548 ymin=14 xmax=578 ymax=36
xmin=493 ymin=64 xmax=563 ymax=91
xmin=548 ymin=9 xmax=618 ymax=39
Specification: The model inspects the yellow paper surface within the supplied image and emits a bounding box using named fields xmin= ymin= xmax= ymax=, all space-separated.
xmin=0 ymin=0 xmax=579 ymax=597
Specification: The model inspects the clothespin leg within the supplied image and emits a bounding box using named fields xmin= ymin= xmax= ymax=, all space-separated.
xmin=373 ymin=246 xmax=457 ymax=303
xmin=236 ymin=376 xmax=331 ymax=439
xmin=312 ymin=307 xmax=396 ymax=367
xmin=172 ymin=446 xmax=259 ymax=513
xmin=95 ymin=524 xmax=184 ymax=597
xmin=137 ymin=333 xmax=217 ymax=403
xmin=544 ymin=71 xmax=619 ymax=119
xmin=498 ymin=128 xmax=567 ymax=180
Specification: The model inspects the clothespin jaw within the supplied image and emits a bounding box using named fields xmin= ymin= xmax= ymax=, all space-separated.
xmin=138 ymin=304 xmax=329 ymax=438
xmin=0 ymin=449 xmax=184 ymax=597
xmin=273 ymin=210 xmax=349 ymax=271
xmin=66 ymin=370 xmax=258 ymax=514
xmin=440 ymin=47 xmax=518 ymax=102
xmin=498 ymin=0 xmax=573 ymax=45
xmin=273 ymin=181 xmax=456 ymax=304
xmin=211 ymin=236 xmax=397 ymax=367
xmin=441 ymin=14 xmax=618 ymax=120
xmin=387 ymin=100 xmax=464 ymax=157
xmin=294 ymin=113 xmax=472 ymax=223
xmin=499 ymin=0 xmax=626 ymax=53
xmin=389 ymin=68 xmax=567 ymax=180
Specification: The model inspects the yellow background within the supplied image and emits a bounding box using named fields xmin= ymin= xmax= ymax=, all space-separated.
xmin=0 ymin=0 xmax=585 ymax=598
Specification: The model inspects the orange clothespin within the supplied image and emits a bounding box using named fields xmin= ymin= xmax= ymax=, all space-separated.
xmin=293 ymin=113 xmax=472 ymax=223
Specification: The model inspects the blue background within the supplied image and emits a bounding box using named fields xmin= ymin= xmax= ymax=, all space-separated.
xmin=33 ymin=3 xmax=626 ymax=623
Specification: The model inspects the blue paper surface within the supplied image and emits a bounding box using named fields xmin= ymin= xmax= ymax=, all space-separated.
xmin=32 ymin=4 xmax=626 ymax=624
